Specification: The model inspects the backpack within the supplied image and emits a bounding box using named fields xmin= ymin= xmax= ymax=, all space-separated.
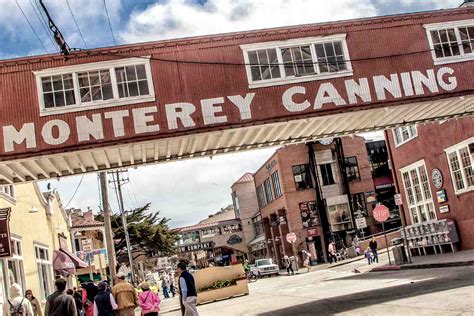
xmin=8 ymin=298 xmax=25 ymax=316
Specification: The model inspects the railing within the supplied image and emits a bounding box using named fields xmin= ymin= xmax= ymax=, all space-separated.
xmin=358 ymin=227 xmax=401 ymax=242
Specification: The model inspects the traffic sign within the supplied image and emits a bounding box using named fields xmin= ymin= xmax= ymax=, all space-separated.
xmin=286 ymin=232 xmax=297 ymax=243
xmin=355 ymin=217 xmax=367 ymax=229
xmin=394 ymin=194 xmax=403 ymax=206
xmin=373 ymin=204 xmax=390 ymax=222
xmin=81 ymin=239 xmax=93 ymax=252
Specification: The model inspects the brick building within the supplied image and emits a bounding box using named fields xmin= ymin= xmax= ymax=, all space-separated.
xmin=253 ymin=136 xmax=385 ymax=265
xmin=386 ymin=118 xmax=474 ymax=250
xmin=231 ymin=173 xmax=266 ymax=261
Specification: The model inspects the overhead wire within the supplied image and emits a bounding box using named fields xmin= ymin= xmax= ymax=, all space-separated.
xmin=15 ymin=0 xmax=49 ymax=54
xmin=28 ymin=0 xmax=56 ymax=50
xmin=102 ymin=0 xmax=117 ymax=45
xmin=65 ymin=0 xmax=88 ymax=49
xmin=64 ymin=174 xmax=85 ymax=209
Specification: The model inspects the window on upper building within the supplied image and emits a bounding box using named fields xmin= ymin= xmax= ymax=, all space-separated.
xmin=292 ymin=164 xmax=313 ymax=190
xmin=4 ymin=238 xmax=26 ymax=297
xmin=264 ymin=178 xmax=274 ymax=204
xmin=445 ymin=138 xmax=474 ymax=195
xmin=35 ymin=245 xmax=53 ymax=301
xmin=344 ymin=157 xmax=360 ymax=182
xmin=241 ymin=34 xmax=352 ymax=88
xmin=392 ymin=125 xmax=418 ymax=147
xmin=271 ymin=171 xmax=283 ymax=198
xmin=0 ymin=185 xmax=15 ymax=199
xmin=252 ymin=214 xmax=263 ymax=236
xmin=320 ymin=163 xmax=335 ymax=186
xmin=35 ymin=58 xmax=154 ymax=115
xmin=256 ymin=184 xmax=267 ymax=209
xmin=425 ymin=20 xmax=474 ymax=64
xmin=350 ymin=193 xmax=368 ymax=217
xmin=401 ymin=160 xmax=436 ymax=224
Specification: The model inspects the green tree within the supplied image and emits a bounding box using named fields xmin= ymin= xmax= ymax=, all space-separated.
xmin=97 ymin=203 xmax=178 ymax=260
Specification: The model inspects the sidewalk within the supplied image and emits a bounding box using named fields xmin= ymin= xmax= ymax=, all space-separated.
xmin=371 ymin=248 xmax=474 ymax=272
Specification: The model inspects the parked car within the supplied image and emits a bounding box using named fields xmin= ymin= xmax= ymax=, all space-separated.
xmin=252 ymin=258 xmax=279 ymax=277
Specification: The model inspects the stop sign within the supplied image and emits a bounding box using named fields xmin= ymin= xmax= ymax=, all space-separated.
xmin=373 ymin=204 xmax=390 ymax=222
xmin=286 ymin=232 xmax=297 ymax=243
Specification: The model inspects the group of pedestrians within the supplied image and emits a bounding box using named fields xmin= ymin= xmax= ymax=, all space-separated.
xmin=160 ymin=272 xmax=176 ymax=299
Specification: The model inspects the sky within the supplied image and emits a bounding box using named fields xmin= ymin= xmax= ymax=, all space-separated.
xmin=0 ymin=0 xmax=461 ymax=227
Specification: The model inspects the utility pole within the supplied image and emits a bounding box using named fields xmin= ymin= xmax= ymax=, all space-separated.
xmin=99 ymin=172 xmax=117 ymax=282
xmin=109 ymin=170 xmax=136 ymax=285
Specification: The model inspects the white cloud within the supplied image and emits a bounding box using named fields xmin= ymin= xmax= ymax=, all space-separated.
xmin=120 ymin=0 xmax=378 ymax=43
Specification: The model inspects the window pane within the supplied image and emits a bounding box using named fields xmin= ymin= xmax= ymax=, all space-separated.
xmin=65 ymin=90 xmax=76 ymax=105
xmin=125 ymin=66 xmax=137 ymax=81
xmin=91 ymin=86 xmax=102 ymax=101
xmin=44 ymin=93 xmax=54 ymax=108
xmin=128 ymin=81 xmax=139 ymax=97
xmin=138 ymin=80 xmax=149 ymax=96
xmin=52 ymin=75 xmax=63 ymax=90
xmin=42 ymin=77 xmax=52 ymax=92
xmin=250 ymin=66 xmax=261 ymax=81
xmin=89 ymin=71 xmax=100 ymax=86
xmin=115 ymin=67 xmax=126 ymax=83
xmin=54 ymin=92 xmax=65 ymax=107
xmin=136 ymin=64 xmax=147 ymax=80
xmin=102 ymin=84 xmax=113 ymax=100
xmin=80 ymin=88 xmax=91 ymax=102
xmin=117 ymin=82 xmax=127 ymax=98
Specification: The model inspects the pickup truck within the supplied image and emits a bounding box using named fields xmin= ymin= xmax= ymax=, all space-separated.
xmin=251 ymin=258 xmax=279 ymax=277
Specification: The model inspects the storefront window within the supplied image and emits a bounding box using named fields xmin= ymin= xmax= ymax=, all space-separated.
xmin=292 ymin=164 xmax=313 ymax=190
xmin=35 ymin=245 xmax=53 ymax=301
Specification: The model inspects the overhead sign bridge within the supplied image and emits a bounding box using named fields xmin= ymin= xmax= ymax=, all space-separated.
xmin=0 ymin=7 xmax=473 ymax=183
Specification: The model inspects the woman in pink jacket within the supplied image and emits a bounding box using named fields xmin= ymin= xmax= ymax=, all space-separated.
xmin=139 ymin=282 xmax=161 ymax=316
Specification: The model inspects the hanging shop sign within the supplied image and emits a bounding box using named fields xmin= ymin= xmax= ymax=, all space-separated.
xmin=81 ymin=239 xmax=93 ymax=252
xmin=432 ymin=169 xmax=443 ymax=190
xmin=227 ymin=235 xmax=243 ymax=245
xmin=439 ymin=205 xmax=450 ymax=213
xmin=0 ymin=208 xmax=12 ymax=258
xmin=436 ymin=189 xmax=448 ymax=203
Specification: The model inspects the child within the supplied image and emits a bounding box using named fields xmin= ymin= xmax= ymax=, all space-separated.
xmin=365 ymin=247 xmax=373 ymax=265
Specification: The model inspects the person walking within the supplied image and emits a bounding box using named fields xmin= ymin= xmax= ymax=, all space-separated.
xmin=301 ymin=250 xmax=311 ymax=272
xmin=328 ymin=241 xmax=337 ymax=264
xmin=112 ymin=272 xmax=139 ymax=316
xmin=169 ymin=273 xmax=176 ymax=298
xmin=369 ymin=237 xmax=379 ymax=263
xmin=83 ymin=280 xmax=99 ymax=316
xmin=94 ymin=281 xmax=118 ymax=316
xmin=45 ymin=278 xmax=77 ymax=316
xmin=25 ymin=289 xmax=41 ymax=316
xmin=282 ymin=255 xmax=293 ymax=275
xmin=3 ymin=284 xmax=33 ymax=316
xmin=365 ymin=247 xmax=373 ymax=265
xmin=161 ymin=275 xmax=170 ymax=299
xmin=177 ymin=261 xmax=199 ymax=316
xmin=73 ymin=288 xmax=85 ymax=316
xmin=139 ymin=282 xmax=161 ymax=316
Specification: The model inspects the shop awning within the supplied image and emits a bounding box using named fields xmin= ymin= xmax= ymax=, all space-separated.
xmin=247 ymin=235 xmax=265 ymax=246
xmin=373 ymin=175 xmax=395 ymax=190
xmin=60 ymin=248 xmax=88 ymax=269
xmin=53 ymin=250 xmax=76 ymax=276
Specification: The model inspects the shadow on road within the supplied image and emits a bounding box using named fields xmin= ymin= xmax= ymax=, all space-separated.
xmin=259 ymin=268 xmax=474 ymax=315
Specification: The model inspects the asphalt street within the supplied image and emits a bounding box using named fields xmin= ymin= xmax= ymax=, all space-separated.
xmin=161 ymin=259 xmax=474 ymax=315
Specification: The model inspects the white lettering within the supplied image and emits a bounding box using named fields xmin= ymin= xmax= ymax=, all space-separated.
xmin=437 ymin=67 xmax=457 ymax=91
xmin=314 ymin=83 xmax=346 ymax=109
xmin=201 ymin=97 xmax=227 ymax=125
xmin=132 ymin=106 xmax=160 ymax=134
xmin=76 ymin=114 xmax=104 ymax=142
xmin=165 ymin=103 xmax=196 ymax=130
xmin=227 ymin=93 xmax=255 ymax=120
xmin=344 ymin=78 xmax=371 ymax=104
xmin=400 ymin=72 xmax=414 ymax=96
xmin=41 ymin=120 xmax=70 ymax=145
xmin=104 ymin=110 xmax=129 ymax=137
xmin=411 ymin=70 xmax=439 ymax=95
xmin=3 ymin=123 xmax=36 ymax=152
xmin=282 ymin=86 xmax=310 ymax=112
xmin=373 ymin=74 xmax=402 ymax=100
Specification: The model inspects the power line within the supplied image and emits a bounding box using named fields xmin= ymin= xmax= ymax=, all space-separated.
xmin=29 ymin=0 xmax=56 ymax=50
xmin=64 ymin=174 xmax=85 ymax=209
xmin=65 ymin=0 xmax=88 ymax=49
xmin=15 ymin=0 xmax=49 ymax=54
xmin=102 ymin=0 xmax=117 ymax=45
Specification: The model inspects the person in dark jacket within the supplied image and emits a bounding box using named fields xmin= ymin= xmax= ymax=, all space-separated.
xmin=45 ymin=278 xmax=77 ymax=316
xmin=94 ymin=281 xmax=118 ymax=316
xmin=177 ymin=261 xmax=199 ymax=316
xmin=369 ymin=237 xmax=379 ymax=263
xmin=67 ymin=289 xmax=84 ymax=316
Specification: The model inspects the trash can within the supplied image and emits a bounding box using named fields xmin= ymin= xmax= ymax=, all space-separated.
xmin=392 ymin=245 xmax=408 ymax=265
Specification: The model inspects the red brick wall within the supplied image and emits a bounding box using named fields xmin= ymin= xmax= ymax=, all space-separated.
xmin=386 ymin=117 xmax=474 ymax=250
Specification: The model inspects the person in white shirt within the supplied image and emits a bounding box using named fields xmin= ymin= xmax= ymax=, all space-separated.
xmin=3 ymin=283 xmax=34 ymax=316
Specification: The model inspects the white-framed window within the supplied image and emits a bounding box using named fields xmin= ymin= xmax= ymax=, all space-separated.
xmin=241 ymin=34 xmax=352 ymax=88
xmin=392 ymin=125 xmax=418 ymax=147
xmin=0 ymin=185 xmax=15 ymax=199
xmin=34 ymin=57 xmax=155 ymax=116
xmin=445 ymin=137 xmax=474 ymax=195
xmin=4 ymin=237 xmax=26 ymax=296
xmin=35 ymin=245 xmax=53 ymax=301
xmin=425 ymin=19 xmax=474 ymax=65
xmin=400 ymin=160 xmax=436 ymax=224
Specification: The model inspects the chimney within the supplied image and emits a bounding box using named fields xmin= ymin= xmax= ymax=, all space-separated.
xmin=84 ymin=210 xmax=94 ymax=222
xmin=461 ymin=0 xmax=474 ymax=7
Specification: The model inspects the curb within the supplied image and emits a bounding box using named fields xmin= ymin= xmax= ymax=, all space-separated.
xmin=370 ymin=260 xmax=474 ymax=272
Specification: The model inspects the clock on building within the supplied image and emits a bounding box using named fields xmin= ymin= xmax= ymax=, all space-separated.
xmin=432 ymin=168 xmax=443 ymax=189
xmin=319 ymin=138 xmax=333 ymax=145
